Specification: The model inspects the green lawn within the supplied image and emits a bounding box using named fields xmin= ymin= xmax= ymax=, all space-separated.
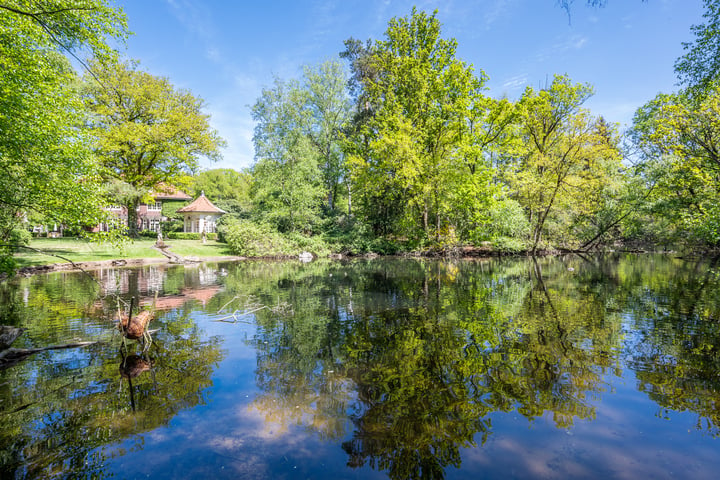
xmin=13 ymin=237 xmax=236 ymax=267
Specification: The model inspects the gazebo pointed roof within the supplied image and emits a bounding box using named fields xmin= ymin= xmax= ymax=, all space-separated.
xmin=176 ymin=192 xmax=226 ymax=214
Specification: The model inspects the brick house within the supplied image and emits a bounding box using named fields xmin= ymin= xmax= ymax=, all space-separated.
xmin=96 ymin=186 xmax=192 ymax=233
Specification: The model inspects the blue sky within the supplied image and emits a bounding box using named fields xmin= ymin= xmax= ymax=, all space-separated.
xmin=117 ymin=0 xmax=705 ymax=171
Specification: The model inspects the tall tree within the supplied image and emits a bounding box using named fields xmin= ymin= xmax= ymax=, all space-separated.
xmin=251 ymin=77 xmax=324 ymax=233
xmin=675 ymin=0 xmax=720 ymax=96
xmin=632 ymin=86 xmax=720 ymax=245
xmin=0 ymin=0 xmax=126 ymax=269
xmin=506 ymin=75 xmax=622 ymax=253
xmin=343 ymin=8 xmax=498 ymax=245
xmin=630 ymin=0 xmax=720 ymax=247
xmin=303 ymin=60 xmax=352 ymax=213
xmin=83 ymin=59 xmax=225 ymax=236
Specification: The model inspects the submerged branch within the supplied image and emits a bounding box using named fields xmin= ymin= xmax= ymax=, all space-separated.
xmin=0 ymin=341 xmax=100 ymax=369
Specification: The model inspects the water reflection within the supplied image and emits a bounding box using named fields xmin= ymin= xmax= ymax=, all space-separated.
xmin=0 ymin=264 xmax=228 ymax=479
xmin=1 ymin=255 xmax=720 ymax=479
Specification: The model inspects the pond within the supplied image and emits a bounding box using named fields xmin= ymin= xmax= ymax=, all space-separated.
xmin=1 ymin=254 xmax=720 ymax=479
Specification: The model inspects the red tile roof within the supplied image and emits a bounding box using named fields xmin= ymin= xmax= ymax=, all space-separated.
xmin=150 ymin=183 xmax=192 ymax=200
xmin=176 ymin=193 xmax=226 ymax=214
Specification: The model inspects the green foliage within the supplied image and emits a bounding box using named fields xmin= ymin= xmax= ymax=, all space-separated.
xmin=251 ymin=77 xmax=325 ymax=233
xmin=161 ymin=219 xmax=184 ymax=234
xmin=191 ymin=168 xmax=252 ymax=210
xmin=342 ymin=8 xmax=501 ymax=246
xmin=631 ymin=83 xmax=720 ymax=248
xmin=220 ymin=219 xmax=294 ymax=257
xmin=486 ymin=199 xmax=531 ymax=241
xmin=166 ymin=232 xmax=217 ymax=240
xmin=219 ymin=218 xmax=332 ymax=257
xmin=83 ymin=59 xmax=226 ymax=236
xmin=0 ymin=1 xmax=127 ymax=265
xmin=674 ymin=0 xmax=720 ymax=95
xmin=303 ymin=60 xmax=353 ymax=212
xmin=161 ymin=200 xmax=190 ymax=220
xmin=138 ymin=229 xmax=159 ymax=238
xmin=321 ymin=215 xmax=401 ymax=255
xmin=491 ymin=236 xmax=528 ymax=253
xmin=503 ymin=75 xmax=623 ymax=252
xmin=9 ymin=228 xmax=32 ymax=247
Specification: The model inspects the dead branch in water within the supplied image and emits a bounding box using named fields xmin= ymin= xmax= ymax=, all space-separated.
xmin=213 ymin=295 xmax=293 ymax=323
xmin=0 ymin=341 xmax=99 ymax=369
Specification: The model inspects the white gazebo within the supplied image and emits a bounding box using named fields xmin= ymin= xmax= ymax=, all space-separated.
xmin=176 ymin=192 xmax=226 ymax=234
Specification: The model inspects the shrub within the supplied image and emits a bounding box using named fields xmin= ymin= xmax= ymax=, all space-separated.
xmin=138 ymin=229 xmax=159 ymax=238
xmin=161 ymin=219 xmax=184 ymax=234
xmin=492 ymin=236 xmax=528 ymax=253
xmin=220 ymin=220 xmax=293 ymax=257
xmin=284 ymin=231 xmax=331 ymax=257
xmin=487 ymin=199 xmax=530 ymax=239
xmin=166 ymin=232 xmax=217 ymax=240
xmin=10 ymin=228 xmax=32 ymax=247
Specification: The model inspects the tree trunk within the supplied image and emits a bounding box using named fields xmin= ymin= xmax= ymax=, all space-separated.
xmin=347 ymin=182 xmax=352 ymax=216
xmin=127 ymin=198 xmax=140 ymax=237
xmin=423 ymin=203 xmax=429 ymax=233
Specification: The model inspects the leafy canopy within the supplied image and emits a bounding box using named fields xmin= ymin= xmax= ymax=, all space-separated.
xmin=83 ymin=59 xmax=225 ymax=235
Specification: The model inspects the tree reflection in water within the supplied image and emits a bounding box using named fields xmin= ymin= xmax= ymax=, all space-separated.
xmin=0 ymin=264 xmax=226 ymax=479
xmin=2 ymin=255 xmax=720 ymax=479
xmin=241 ymin=255 xmax=720 ymax=479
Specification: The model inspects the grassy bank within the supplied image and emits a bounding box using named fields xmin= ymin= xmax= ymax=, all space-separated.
xmin=13 ymin=237 xmax=235 ymax=268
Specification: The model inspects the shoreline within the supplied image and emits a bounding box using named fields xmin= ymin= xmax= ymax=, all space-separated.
xmin=9 ymin=256 xmax=246 ymax=278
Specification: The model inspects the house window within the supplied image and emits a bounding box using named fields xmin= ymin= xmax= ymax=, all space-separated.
xmin=148 ymin=201 xmax=162 ymax=211
xmin=141 ymin=218 xmax=161 ymax=232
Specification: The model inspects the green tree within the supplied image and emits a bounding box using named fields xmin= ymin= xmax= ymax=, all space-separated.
xmin=0 ymin=0 xmax=127 ymax=269
xmin=191 ymin=168 xmax=252 ymax=216
xmin=303 ymin=60 xmax=352 ymax=213
xmin=505 ymin=75 xmax=622 ymax=253
xmin=251 ymin=77 xmax=325 ymax=233
xmin=82 ymin=59 xmax=225 ymax=236
xmin=343 ymin=8 xmax=498 ymax=246
xmin=631 ymin=86 xmax=720 ymax=246
xmin=674 ymin=0 xmax=720 ymax=96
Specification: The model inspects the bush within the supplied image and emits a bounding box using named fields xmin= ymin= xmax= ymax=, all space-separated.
xmin=138 ymin=229 xmax=159 ymax=238
xmin=492 ymin=236 xmax=528 ymax=253
xmin=166 ymin=232 xmax=218 ymax=240
xmin=321 ymin=215 xmax=402 ymax=255
xmin=161 ymin=219 xmax=184 ymax=234
xmin=220 ymin=220 xmax=293 ymax=257
xmin=487 ymin=199 xmax=530 ymax=239
xmin=10 ymin=228 xmax=32 ymax=247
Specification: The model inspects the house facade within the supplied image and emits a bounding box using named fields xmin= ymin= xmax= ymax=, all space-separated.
xmin=96 ymin=186 xmax=192 ymax=233
xmin=176 ymin=192 xmax=226 ymax=234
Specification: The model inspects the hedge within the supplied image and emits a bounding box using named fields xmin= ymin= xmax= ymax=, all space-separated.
xmin=166 ymin=232 xmax=218 ymax=240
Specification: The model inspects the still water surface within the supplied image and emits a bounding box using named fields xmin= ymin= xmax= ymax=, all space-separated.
xmin=1 ymin=254 xmax=719 ymax=479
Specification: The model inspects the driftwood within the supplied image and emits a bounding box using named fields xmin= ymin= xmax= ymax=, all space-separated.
xmin=0 ymin=341 xmax=99 ymax=369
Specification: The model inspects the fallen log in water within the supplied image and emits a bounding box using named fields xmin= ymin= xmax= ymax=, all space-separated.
xmin=0 ymin=341 xmax=99 ymax=369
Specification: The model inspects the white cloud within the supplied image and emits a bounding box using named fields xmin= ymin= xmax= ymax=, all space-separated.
xmin=501 ymin=73 xmax=528 ymax=91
